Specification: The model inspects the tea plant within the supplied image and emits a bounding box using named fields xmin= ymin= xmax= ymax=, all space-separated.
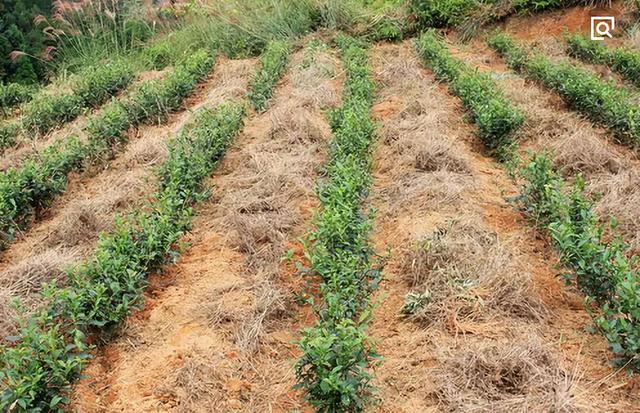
xmin=22 ymin=62 xmax=136 ymax=136
xmin=566 ymin=33 xmax=640 ymax=88
xmin=518 ymin=152 xmax=640 ymax=369
xmin=0 ymin=36 xmax=298 ymax=406
xmin=0 ymin=136 xmax=87 ymax=245
xmin=0 ymin=50 xmax=215 ymax=250
xmin=296 ymin=34 xmax=381 ymax=412
xmin=488 ymin=32 xmax=640 ymax=148
xmin=248 ymin=40 xmax=292 ymax=112
xmin=0 ymin=83 xmax=35 ymax=113
xmin=415 ymin=30 xmax=523 ymax=156
xmin=0 ymin=121 xmax=20 ymax=152
xmin=0 ymin=101 xmax=246 ymax=412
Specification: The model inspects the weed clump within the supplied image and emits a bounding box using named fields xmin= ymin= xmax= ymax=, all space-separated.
xmin=437 ymin=340 xmax=576 ymax=412
xmin=0 ymin=83 xmax=35 ymax=112
xmin=402 ymin=220 xmax=548 ymax=324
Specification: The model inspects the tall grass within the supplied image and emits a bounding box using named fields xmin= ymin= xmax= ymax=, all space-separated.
xmin=50 ymin=0 xmax=157 ymax=74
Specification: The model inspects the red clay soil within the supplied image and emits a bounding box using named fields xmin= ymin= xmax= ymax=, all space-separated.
xmin=0 ymin=57 xmax=253 ymax=339
xmin=70 ymin=42 xmax=341 ymax=412
xmin=501 ymin=0 xmax=629 ymax=41
xmin=368 ymin=41 xmax=638 ymax=412
xmin=36 ymin=34 xmax=640 ymax=413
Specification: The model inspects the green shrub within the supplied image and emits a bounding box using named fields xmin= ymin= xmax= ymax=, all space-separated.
xmin=565 ymin=33 xmax=609 ymax=63
xmin=489 ymin=32 xmax=640 ymax=148
xmin=90 ymin=49 xmax=214 ymax=142
xmin=22 ymin=62 xmax=135 ymax=136
xmin=73 ymin=61 xmax=135 ymax=108
xmin=364 ymin=14 xmax=406 ymax=42
xmin=0 ymin=121 xmax=20 ymax=152
xmin=513 ymin=0 xmax=566 ymax=12
xmin=566 ymin=33 xmax=640 ymax=88
xmin=248 ymin=40 xmax=292 ymax=112
xmin=518 ymin=152 xmax=640 ymax=369
xmin=86 ymin=100 xmax=132 ymax=146
xmin=0 ymin=101 xmax=246 ymax=412
xmin=0 ymin=83 xmax=35 ymax=112
xmin=0 ymin=136 xmax=87 ymax=245
xmin=144 ymin=39 xmax=179 ymax=69
xmin=415 ymin=30 xmax=523 ymax=154
xmin=409 ymin=0 xmax=480 ymax=28
xmin=295 ymin=34 xmax=380 ymax=412
xmin=410 ymin=0 xmax=580 ymax=41
xmin=22 ymin=93 xmax=84 ymax=136
xmin=0 ymin=40 xmax=294 ymax=405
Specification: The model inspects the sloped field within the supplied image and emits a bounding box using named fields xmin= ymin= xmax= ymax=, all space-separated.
xmin=2 ymin=2 xmax=640 ymax=412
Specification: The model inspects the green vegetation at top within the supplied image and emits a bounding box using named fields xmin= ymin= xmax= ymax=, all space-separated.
xmin=488 ymin=32 xmax=640 ymax=148
xmin=408 ymin=0 xmax=591 ymax=40
xmin=295 ymin=34 xmax=380 ymax=412
xmin=519 ymin=153 xmax=640 ymax=370
xmin=0 ymin=0 xmax=53 ymax=84
xmin=0 ymin=83 xmax=35 ymax=113
xmin=0 ymin=0 xmax=410 ymax=91
xmin=249 ymin=41 xmax=292 ymax=112
xmin=566 ymin=33 xmax=640 ymax=88
xmin=414 ymin=30 xmax=523 ymax=157
xmin=0 ymin=49 xmax=215 ymax=250
xmin=0 ymin=0 xmax=160 ymax=85
xmin=0 ymin=21 xmax=226 ymax=154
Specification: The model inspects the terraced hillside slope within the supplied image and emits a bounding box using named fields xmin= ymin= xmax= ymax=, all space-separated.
xmin=2 ymin=1 xmax=640 ymax=412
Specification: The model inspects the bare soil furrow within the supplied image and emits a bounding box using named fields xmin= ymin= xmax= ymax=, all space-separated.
xmin=0 ymin=57 xmax=254 ymax=338
xmin=452 ymin=40 xmax=640 ymax=255
xmin=368 ymin=41 xmax=638 ymax=412
xmin=70 ymin=40 xmax=341 ymax=412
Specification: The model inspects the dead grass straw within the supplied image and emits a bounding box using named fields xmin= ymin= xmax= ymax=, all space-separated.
xmin=402 ymin=219 xmax=549 ymax=325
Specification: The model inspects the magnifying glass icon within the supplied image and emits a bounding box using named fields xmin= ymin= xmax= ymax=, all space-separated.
xmin=596 ymin=21 xmax=613 ymax=38
xmin=591 ymin=16 xmax=615 ymax=40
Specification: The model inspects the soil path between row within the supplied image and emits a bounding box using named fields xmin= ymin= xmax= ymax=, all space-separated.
xmin=70 ymin=42 xmax=342 ymax=412
xmin=368 ymin=41 xmax=638 ymax=412
xmin=0 ymin=57 xmax=253 ymax=339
